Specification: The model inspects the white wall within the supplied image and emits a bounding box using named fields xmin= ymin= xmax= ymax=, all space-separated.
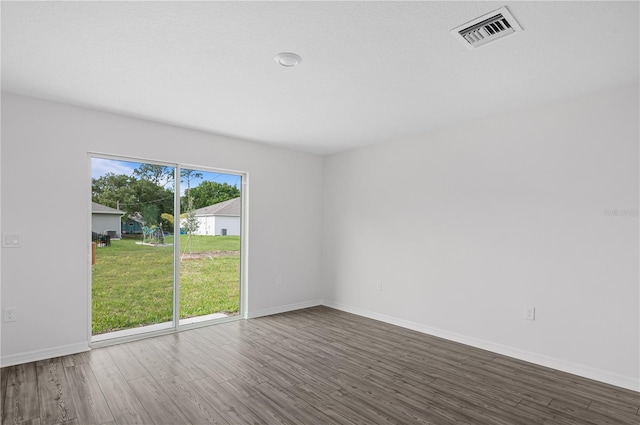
xmin=322 ymin=85 xmax=639 ymax=391
xmin=91 ymin=214 xmax=121 ymax=237
xmin=194 ymin=216 xmax=240 ymax=236
xmin=0 ymin=93 xmax=324 ymax=365
xmin=195 ymin=216 xmax=215 ymax=235
xmin=216 ymin=216 xmax=240 ymax=236
xmin=2 ymin=86 xmax=638 ymax=391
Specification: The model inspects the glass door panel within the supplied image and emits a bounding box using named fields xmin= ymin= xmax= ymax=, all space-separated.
xmin=91 ymin=157 xmax=176 ymax=340
xmin=178 ymin=169 xmax=242 ymax=325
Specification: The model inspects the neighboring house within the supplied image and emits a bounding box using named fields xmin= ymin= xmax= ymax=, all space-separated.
xmin=122 ymin=213 xmax=144 ymax=235
xmin=193 ymin=197 xmax=241 ymax=236
xmin=91 ymin=202 xmax=124 ymax=238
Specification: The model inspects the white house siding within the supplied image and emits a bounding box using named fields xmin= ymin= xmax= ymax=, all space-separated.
xmin=215 ymin=216 xmax=240 ymax=236
xmin=92 ymin=214 xmax=121 ymax=237
xmin=195 ymin=216 xmax=215 ymax=235
xmin=194 ymin=215 xmax=239 ymax=236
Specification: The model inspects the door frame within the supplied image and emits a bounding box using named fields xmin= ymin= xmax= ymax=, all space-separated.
xmin=88 ymin=153 xmax=248 ymax=347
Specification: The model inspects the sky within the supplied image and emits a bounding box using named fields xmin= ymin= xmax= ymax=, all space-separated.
xmin=91 ymin=157 xmax=242 ymax=191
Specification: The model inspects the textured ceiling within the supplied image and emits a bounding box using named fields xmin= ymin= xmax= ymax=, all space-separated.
xmin=2 ymin=1 xmax=638 ymax=155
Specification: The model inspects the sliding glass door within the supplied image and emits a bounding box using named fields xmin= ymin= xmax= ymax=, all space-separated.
xmin=90 ymin=156 xmax=243 ymax=342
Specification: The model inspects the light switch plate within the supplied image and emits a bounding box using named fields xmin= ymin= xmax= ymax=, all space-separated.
xmin=2 ymin=234 xmax=20 ymax=248
xmin=524 ymin=306 xmax=536 ymax=321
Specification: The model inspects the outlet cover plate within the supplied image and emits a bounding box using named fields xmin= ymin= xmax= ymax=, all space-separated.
xmin=3 ymin=308 xmax=17 ymax=323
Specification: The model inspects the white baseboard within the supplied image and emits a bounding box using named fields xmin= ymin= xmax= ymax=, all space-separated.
xmin=1 ymin=302 xmax=322 ymax=366
xmin=3 ymin=302 xmax=637 ymax=393
xmin=323 ymin=300 xmax=640 ymax=393
xmin=1 ymin=342 xmax=90 ymax=368
xmin=247 ymin=299 xmax=323 ymax=319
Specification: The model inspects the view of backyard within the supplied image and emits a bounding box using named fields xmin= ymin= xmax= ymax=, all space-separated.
xmin=92 ymin=234 xmax=240 ymax=335
xmin=91 ymin=158 xmax=243 ymax=337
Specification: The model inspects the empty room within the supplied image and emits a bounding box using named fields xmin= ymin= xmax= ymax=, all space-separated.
xmin=1 ymin=1 xmax=638 ymax=424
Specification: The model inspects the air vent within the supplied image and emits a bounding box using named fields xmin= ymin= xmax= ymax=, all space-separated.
xmin=452 ymin=7 xmax=523 ymax=50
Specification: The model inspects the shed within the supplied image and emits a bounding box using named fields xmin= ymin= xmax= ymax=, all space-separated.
xmin=122 ymin=213 xmax=144 ymax=235
xmin=91 ymin=202 xmax=124 ymax=238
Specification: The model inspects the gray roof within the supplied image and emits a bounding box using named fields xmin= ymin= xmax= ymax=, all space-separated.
xmin=92 ymin=202 xmax=125 ymax=215
xmin=194 ymin=197 xmax=241 ymax=217
xmin=125 ymin=212 xmax=144 ymax=224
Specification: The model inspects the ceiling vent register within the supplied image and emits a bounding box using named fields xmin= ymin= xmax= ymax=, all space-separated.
xmin=452 ymin=7 xmax=523 ymax=49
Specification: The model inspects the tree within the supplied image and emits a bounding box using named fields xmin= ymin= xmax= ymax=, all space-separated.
xmin=181 ymin=196 xmax=200 ymax=255
xmin=133 ymin=164 xmax=174 ymax=188
xmin=130 ymin=179 xmax=174 ymax=218
xmin=140 ymin=204 xmax=164 ymax=244
xmin=180 ymin=169 xmax=203 ymax=185
xmin=92 ymin=172 xmax=175 ymax=235
xmin=140 ymin=204 xmax=160 ymax=227
xmin=92 ymin=173 xmax=136 ymax=214
xmin=161 ymin=213 xmax=174 ymax=226
xmin=185 ymin=181 xmax=240 ymax=209
xmin=182 ymin=208 xmax=200 ymax=237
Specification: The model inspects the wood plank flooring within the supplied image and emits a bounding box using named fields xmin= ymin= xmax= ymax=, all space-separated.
xmin=2 ymin=306 xmax=639 ymax=424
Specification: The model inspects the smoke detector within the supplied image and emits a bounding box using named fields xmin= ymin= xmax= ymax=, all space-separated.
xmin=452 ymin=7 xmax=523 ymax=50
xmin=275 ymin=52 xmax=302 ymax=67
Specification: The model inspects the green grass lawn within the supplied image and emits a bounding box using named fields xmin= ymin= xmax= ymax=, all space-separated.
xmin=164 ymin=234 xmax=241 ymax=252
xmin=92 ymin=235 xmax=240 ymax=335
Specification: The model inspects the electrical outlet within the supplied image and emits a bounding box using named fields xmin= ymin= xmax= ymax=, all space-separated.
xmin=3 ymin=308 xmax=17 ymax=323
xmin=524 ymin=306 xmax=535 ymax=321
xmin=376 ymin=280 xmax=382 ymax=291
xmin=276 ymin=275 xmax=282 ymax=286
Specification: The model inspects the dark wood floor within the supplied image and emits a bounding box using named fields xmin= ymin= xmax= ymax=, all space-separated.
xmin=2 ymin=306 xmax=639 ymax=425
